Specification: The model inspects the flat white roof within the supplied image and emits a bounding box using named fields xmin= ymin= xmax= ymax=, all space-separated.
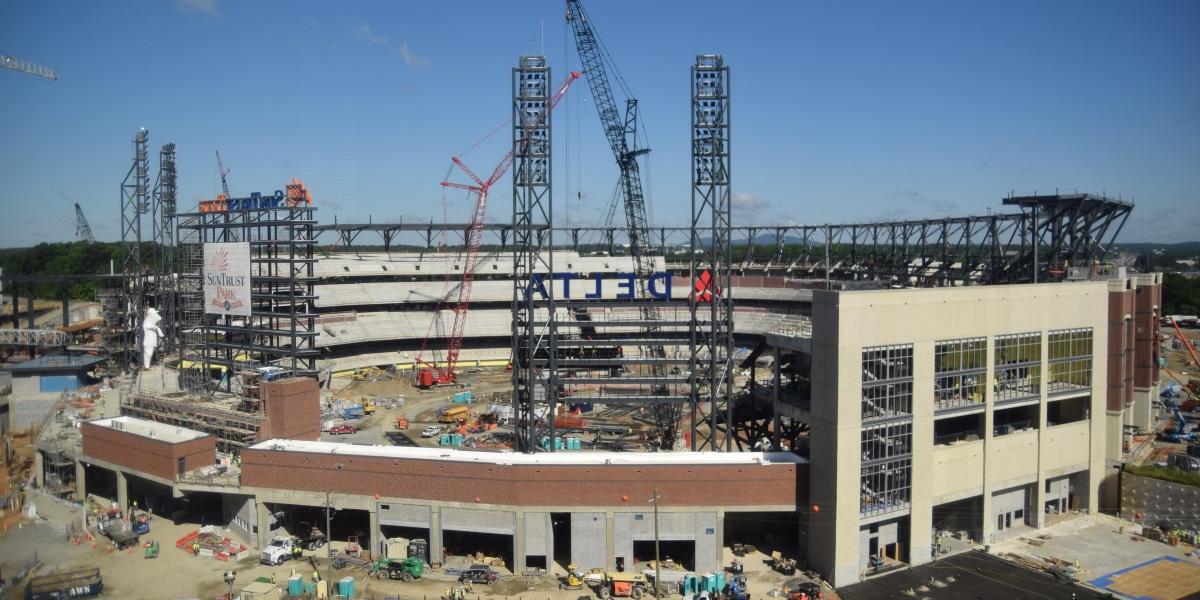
xmin=90 ymin=416 xmax=209 ymax=444
xmin=251 ymin=439 xmax=806 ymax=466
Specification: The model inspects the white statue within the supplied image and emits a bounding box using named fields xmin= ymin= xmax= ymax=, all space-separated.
xmin=142 ymin=307 xmax=163 ymax=369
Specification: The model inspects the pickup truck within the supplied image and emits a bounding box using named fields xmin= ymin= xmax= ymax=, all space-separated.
xmin=260 ymin=536 xmax=299 ymax=565
xmin=421 ymin=425 xmax=444 ymax=438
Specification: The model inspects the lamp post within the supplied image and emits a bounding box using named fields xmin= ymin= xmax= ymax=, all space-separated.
xmin=223 ymin=570 xmax=236 ymax=600
xmin=649 ymin=489 xmax=661 ymax=597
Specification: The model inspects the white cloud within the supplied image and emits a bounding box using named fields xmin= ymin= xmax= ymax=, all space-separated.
xmin=353 ymin=25 xmax=430 ymax=70
xmin=177 ymin=0 xmax=219 ymax=17
xmin=732 ymin=191 xmax=770 ymax=212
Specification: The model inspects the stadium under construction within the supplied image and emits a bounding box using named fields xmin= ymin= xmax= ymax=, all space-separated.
xmin=1 ymin=28 xmax=1161 ymax=592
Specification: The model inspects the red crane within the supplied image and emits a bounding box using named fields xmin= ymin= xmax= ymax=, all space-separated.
xmin=415 ymin=70 xmax=581 ymax=388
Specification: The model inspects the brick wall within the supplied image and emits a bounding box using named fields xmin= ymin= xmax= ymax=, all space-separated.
xmin=82 ymin=422 xmax=216 ymax=481
xmin=241 ymin=448 xmax=806 ymax=508
xmin=1134 ymin=283 xmax=1160 ymax=388
xmin=1107 ymin=289 xmax=1134 ymax=412
xmin=259 ymin=377 xmax=320 ymax=442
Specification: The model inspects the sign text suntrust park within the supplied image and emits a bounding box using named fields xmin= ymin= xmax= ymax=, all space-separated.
xmin=526 ymin=272 xmax=672 ymax=300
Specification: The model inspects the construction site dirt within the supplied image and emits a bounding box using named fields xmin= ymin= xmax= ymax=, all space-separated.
xmin=5 ymin=488 xmax=840 ymax=600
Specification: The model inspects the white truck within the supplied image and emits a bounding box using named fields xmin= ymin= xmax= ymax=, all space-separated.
xmin=259 ymin=536 xmax=298 ymax=565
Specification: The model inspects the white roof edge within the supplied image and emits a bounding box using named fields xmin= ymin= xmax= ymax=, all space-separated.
xmin=89 ymin=415 xmax=209 ymax=443
xmin=250 ymin=439 xmax=806 ymax=466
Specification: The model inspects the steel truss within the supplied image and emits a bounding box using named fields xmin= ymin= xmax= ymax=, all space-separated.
xmin=315 ymin=194 xmax=1130 ymax=286
xmin=0 ymin=329 xmax=69 ymax=348
xmin=111 ymin=129 xmax=150 ymax=373
xmin=176 ymin=196 xmax=318 ymax=391
xmin=689 ymin=55 xmax=734 ymax=451
xmin=512 ymin=56 xmax=558 ymax=452
xmin=152 ymin=143 xmax=178 ymax=353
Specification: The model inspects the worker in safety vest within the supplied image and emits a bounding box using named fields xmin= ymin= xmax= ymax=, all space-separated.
xmin=191 ymin=541 xmax=200 ymax=555
xmin=292 ymin=544 xmax=302 ymax=560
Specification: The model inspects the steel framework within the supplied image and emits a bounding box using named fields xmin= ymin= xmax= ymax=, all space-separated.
xmin=111 ymin=129 xmax=149 ymax=373
xmin=0 ymin=329 xmax=69 ymax=348
xmin=314 ymin=194 xmax=1130 ymax=286
xmin=74 ymin=203 xmax=94 ymax=244
xmin=176 ymin=187 xmax=318 ymax=391
xmin=512 ymin=56 xmax=558 ymax=452
xmin=689 ymin=55 xmax=734 ymax=451
xmin=152 ymin=143 xmax=178 ymax=353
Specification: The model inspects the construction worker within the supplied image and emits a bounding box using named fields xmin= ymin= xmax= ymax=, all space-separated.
xmin=292 ymin=543 xmax=302 ymax=560
xmin=311 ymin=570 xmax=320 ymax=583
xmin=191 ymin=541 xmax=200 ymax=556
xmin=289 ymin=567 xmax=297 ymax=580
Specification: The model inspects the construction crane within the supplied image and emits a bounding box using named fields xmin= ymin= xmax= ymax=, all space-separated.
xmin=414 ymin=71 xmax=581 ymax=389
xmin=215 ymin=150 xmax=231 ymax=199
xmin=1 ymin=53 xmax=58 ymax=80
xmin=74 ymin=203 xmax=95 ymax=244
xmin=566 ymin=0 xmax=677 ymax=448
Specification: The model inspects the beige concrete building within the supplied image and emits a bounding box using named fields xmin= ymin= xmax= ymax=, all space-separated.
xmin=796 ymin=282 xmax=1109 ymax=585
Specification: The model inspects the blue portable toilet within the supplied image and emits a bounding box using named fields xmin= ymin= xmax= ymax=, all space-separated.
xmin=338 ymin=576 xmax=356 ymax=597
xmin=288 ymin=576 xmax=304 ymax=596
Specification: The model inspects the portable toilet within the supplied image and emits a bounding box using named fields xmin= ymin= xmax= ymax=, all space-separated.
xmin=288 ymin=576 xmax=304 ymax=596
xmin=338 ymin=576 xmax=356 ymax=597
xmin=439 ymin=433 xmax=451 ymax=446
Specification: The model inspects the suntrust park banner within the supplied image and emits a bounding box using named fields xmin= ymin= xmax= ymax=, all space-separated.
xmin=203 ymin=242 xmax=251 ymax=316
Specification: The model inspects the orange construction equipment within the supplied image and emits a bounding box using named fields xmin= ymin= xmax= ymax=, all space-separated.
xmin=1169 ymin=317 xmax=1200 ymax=368
xmin=395 ymin=416 xmax=409 ymax=430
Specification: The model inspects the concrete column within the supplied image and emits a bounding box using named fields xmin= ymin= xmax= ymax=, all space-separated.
xmin=605 ymin=511 xmax=616 ymax=571
xmin=714 ymin=511 xmax=725 ymax=571
xmin=514 ymin=511 xmax=526 ymax=574
xmin=981 ymin=336 xmax=996 ymax=545
xmin=74 ymin=460 xmax=86 ymax=502
xmin=34 ymin=451 xmax=45 ymax=489
xmin=908 ymin=341 xmax=934 ymax=566
xmin=369 ymin=505 xmax=380 ymax=559
xmin=256 ymin=499 xmax=271 ymax=549
xmin=1033 ymin=332 xmax=1049 ymax=530
xmin=115 ymin=470 xmax=129 ymax=515
xmin=430 ymin=506 xmax=443 ymax=566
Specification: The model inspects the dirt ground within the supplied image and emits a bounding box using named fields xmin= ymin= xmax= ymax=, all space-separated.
xmin=2 ymin=489 xmax=831 ymax=600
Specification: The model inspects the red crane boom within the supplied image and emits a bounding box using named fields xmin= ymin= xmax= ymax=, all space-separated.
xmin=415 ymin=70 xmax=581 ymax=388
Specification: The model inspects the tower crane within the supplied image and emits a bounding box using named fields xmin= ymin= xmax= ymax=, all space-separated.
xmin=74 ymin=203 xmax=95 ymax=243
xmin=566 ymin=0 xmax=678 ymax=448
xmin=414 ymin=71 xmax=582 ymax=388
xmin=1 ymin=53 xmax=58 ymax=80
xmin=215 ymin=150 xmax=231 ymax=199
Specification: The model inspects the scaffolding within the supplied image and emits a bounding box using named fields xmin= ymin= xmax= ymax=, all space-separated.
xmin=175 ymin=184 xmax=318 ymax=393
xmin=122 ymin=392 xmax=265 ymax=452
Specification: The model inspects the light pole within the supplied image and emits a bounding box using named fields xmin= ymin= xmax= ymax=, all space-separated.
xmin=223 ymin=570 xmax=236 ymax=600
xmin=325 ymin=491 xmax=335 ymax=587
xmin=649 ymin=489 xmax=661 ymax=597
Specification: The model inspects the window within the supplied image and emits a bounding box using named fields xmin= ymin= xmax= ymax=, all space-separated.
xmin=994 ymin=333 xmax=1041 ymax=404
xmin=861 ymin=422 xmax=912 ymax=463
xmin=862 ymin=345 xmax=914 ymax=421
xmin=934 ymin=337 xmax=986 ymax=411
xmin=1047 ymin=328 xmax=1092 ymax=396
xmin=860 ymin=458 xmax=911 ymax=517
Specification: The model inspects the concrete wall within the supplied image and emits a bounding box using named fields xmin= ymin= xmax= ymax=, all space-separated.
xmin=1122 ymin=471 xmax=1200 ymax=530
xmin=612 ymin=511 xmax=719 ymax=573
xmin=571 ymin=512 xmax=607 ymax=571
xmin=930 ymin=441 xmax=984 ymax=503
xmin=7 ymin=392 xmax=58 ymax=430
xmin=222 ymin=494 xmax=258 ymax=545
xmin=82 ymin=422 xmax=216 ymax=481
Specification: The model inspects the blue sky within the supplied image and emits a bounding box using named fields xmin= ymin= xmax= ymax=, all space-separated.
xmin=1 ymin=0 xmax=1197 ymax=247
